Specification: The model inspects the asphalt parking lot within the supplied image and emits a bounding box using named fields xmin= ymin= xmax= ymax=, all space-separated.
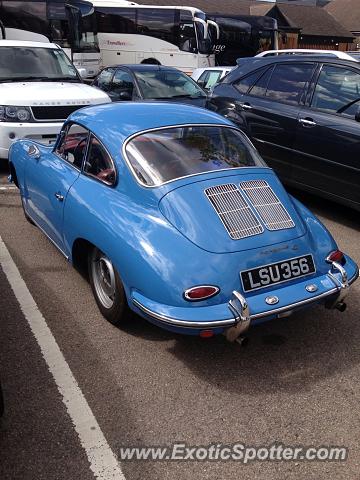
xmin=0 ymin=162 xmax=360 ymax=480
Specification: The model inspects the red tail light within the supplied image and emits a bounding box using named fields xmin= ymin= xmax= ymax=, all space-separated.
xmin=327 ymin=250 xmax=345 ymax=265
xmin=184 ymin=285 xmax=220 ymax=301
xmin=200 ymin=330 xmax=215 ymax=339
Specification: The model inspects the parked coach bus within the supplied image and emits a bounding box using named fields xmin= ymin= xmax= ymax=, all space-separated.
xmin=92 ymin=0 xmax=219 ymax=74
xmin=0 ymin=0 xmax=101 ymax=77
xmin=208 ymin=14 xmax=278 ymax=66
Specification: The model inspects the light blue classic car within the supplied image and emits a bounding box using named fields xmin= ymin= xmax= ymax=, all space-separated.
xmin=8 ymin=103 xmax=359 ymax=342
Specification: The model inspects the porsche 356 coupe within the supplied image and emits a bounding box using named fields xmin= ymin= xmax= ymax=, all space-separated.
xmin=8 ymin=103 xmax=359 ymax=341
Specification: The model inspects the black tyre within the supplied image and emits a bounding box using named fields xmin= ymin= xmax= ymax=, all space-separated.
xmin=141 ymin=58 xmax=160 ymax=65
xmin=88 ymin=247 xmax=127 ymax=326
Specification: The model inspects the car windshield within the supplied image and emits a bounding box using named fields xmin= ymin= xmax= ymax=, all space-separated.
xmin=0 ymin=47 xmax=80 ymax=82
xmin=125 ymin=125 xmax=266 ymax=186
xmin=134 ymin=70 xmax=206 ymax=100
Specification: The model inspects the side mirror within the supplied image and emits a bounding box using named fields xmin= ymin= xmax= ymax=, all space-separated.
xmin=76 ymin=67 xmax=87 ymax=79
xmin=355 ymin=106 xmax=360 ymax=122
xmin=197 ymin=79 xmax=207 ymax=89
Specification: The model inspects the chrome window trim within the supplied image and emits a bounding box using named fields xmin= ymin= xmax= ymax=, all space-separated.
xmin=53 ymin=121 xmax=90 ymax=173
xmin=82 ymin=132 xmax=118 ymax=188
xmin=122 ymin=123 xmax=269 ymax=188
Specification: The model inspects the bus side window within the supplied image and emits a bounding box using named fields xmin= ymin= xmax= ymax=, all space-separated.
xmin=179 ymin=10 xmax=196 ymax=53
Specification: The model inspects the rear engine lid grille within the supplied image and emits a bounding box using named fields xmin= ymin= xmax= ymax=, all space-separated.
xmin=31 ymin=105 xmax=88 ymax=121
xmin=240 ymin=180 xmax=295 ymax=231
xmin=205 ymin=183 xmax=264 ymax=240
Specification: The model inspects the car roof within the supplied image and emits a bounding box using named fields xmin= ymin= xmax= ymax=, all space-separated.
xmin=69 ymin=102 xmax=233 ymax=156
xmin=194 ymin=67 xmax=234 ymax=72
xmin=0 ymin=40 xmax=57 ymax=49
xmin=103 ymin=64 xmax=182 ymax=73
xmin=225 ymin=55 xmax=360 ymax=83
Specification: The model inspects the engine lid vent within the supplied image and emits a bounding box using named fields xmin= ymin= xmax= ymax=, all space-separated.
xmin=205 ymin=183 xmax=264 ymax=240
xmin=240 ymin=180 xmax=295 ymax=231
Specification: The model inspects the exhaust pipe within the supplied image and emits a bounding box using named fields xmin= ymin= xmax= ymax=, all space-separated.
xmin=235 ymin=335 xmax=249 ymax=347
xmin=335 ymin=301 xmax=347 ymax=312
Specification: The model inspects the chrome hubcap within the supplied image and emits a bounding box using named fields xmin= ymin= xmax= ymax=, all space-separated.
xmin=92 ymin=251 xmax=116 ymax=309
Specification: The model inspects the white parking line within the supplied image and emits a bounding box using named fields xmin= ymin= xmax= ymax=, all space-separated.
xmin=0 ymin=185 xmax=17 ymax=191
xmin=0 ymin=236 xmax=126 ymax=480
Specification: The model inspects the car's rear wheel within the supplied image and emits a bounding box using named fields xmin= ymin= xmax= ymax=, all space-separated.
xmin=141 ymin=58 xmax=160 ymax=65
xmin=88 ymin=247 xmax=127 ymax=325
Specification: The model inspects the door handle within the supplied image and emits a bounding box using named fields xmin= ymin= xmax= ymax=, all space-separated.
xmin=54 ymin=192 xmax=64 ymax=202
xmin=240 ymin=103 xmax=252 ymax=111
xmin=299 ymin=118 xmax=317 ymax=127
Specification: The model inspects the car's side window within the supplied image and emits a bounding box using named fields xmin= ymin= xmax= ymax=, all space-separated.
xmin=234 ymin=66 xmax=268 ymax=94
xmin=55 ymin=123 xmax=89 ymax=169
xmin=112 ymin=69 xmax=135 ymax=100
xmin=83 ymin=134 xmax=116 ymax=186
xmin=263 ymin=63 xmax=315 ymax=105
xmin=248 ymin=67 xmax=274 ymax=98
xmin=93 ymin=68 xmax=115 ymax=91
xmin=311 ymin=65 xmax=360 ymax=116
xmin=198 ymin=70 xmax=221 ymax=90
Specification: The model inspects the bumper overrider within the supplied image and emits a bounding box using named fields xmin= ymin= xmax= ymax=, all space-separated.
xmin=131 ymin=257 xmax=359 ymax=340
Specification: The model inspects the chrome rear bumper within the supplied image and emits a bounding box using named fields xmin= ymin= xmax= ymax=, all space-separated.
xmin=225 ymin=261 xmax=358 ymax=341
xmin=132 ymin=262 xmax=359 ymax=336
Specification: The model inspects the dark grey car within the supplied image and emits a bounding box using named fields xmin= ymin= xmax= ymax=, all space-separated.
xmin=92 ymin=64 xmax=207 ymax=107
xmin=207 ymin=55 xmax=360 ymax=211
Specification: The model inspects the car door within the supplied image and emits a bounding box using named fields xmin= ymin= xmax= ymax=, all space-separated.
xmin=293 ymin=63 xmax=360 ymax=208
xmin=25 ymin=123 xmax=89 ymax=253
xmin=108 ymin=68 xmax=140 ymax=101
xmin=231 ymin=62 xmax=317 ymax=181
xmin=92 ymin=67 xmax=116 ymax=95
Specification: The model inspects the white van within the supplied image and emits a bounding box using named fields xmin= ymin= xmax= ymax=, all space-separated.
xmin=0 ymin=40 xmax=110 ymax=160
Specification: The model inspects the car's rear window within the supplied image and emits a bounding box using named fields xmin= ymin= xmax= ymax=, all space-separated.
xmin=125 ymin=125 xmax=266 ymax=186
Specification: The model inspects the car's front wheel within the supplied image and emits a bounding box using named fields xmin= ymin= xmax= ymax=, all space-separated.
xmin=88 ymin=247 xmax=127 ymax=326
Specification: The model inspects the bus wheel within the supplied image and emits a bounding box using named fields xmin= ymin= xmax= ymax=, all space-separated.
xmin=141 ymin=58 xmax=161 ymax=65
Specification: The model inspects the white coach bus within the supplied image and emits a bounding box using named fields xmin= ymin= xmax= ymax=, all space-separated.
xmin=0 ymin=0 xmax=101 ymax=77
xmin=92 ymin=0 xmax=219 ymax=74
